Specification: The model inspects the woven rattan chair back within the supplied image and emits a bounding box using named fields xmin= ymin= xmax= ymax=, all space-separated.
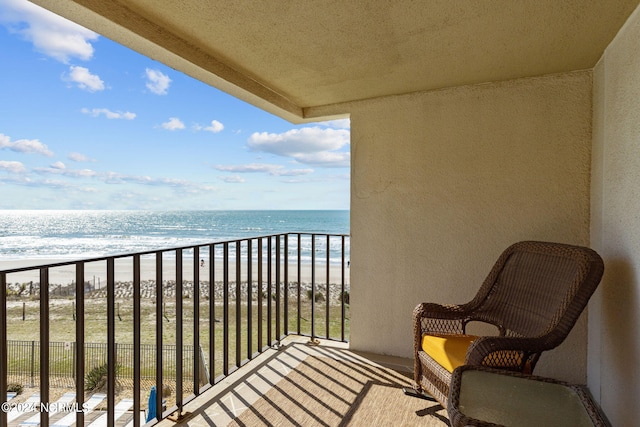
xmin=469 ymin=241 xmax=602 ymax=341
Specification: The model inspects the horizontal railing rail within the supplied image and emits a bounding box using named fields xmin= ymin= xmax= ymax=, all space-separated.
xmin=0 ymin=232 xmax=350 ymax=426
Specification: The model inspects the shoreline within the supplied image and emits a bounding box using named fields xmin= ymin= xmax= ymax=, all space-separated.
xmin=0 ymin=257 xmax=349 ymax=286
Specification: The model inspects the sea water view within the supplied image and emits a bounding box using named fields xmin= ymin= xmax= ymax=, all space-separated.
xmin=0 ymin=210 xmax=350 ymax=262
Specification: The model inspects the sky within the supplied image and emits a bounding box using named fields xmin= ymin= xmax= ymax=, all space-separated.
xmin=0 ymin=0 xmax=350 ymax=210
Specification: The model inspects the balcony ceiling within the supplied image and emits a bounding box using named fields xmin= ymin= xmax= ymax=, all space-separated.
xmin=32 ymin=0 xmax=640 ymax=123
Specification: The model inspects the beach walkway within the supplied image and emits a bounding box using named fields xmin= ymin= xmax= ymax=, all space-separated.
xmin=19 ymin=392 xmax=75 ymax=426
xmin=6 ymin=392 xmax=144 ymax=427
xmin=49 ymin=393 xmax=105 ymax=427
xmin=4 ymin=393 xmax=138 ymax=427
xmin=86 ymin=398 xmax=133 ymax=427
xmin=7 ymin=394 xmax=39 ymax=423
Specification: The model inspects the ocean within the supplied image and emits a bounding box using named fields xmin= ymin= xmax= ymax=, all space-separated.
xmin=0 ymin=210 xmax=350 ymax=261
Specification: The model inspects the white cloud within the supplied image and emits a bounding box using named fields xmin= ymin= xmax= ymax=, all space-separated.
xmin=291 ymin=151 xmax=350 ymax=168
xmin=0 ymin=160 xmax=27 ymax=174
xmin=81 ymin=108 xmax=136 ymax=120
xmin=145 ymin=68 xmax=171 ymax=95
xmin=34 ymin=164 xmax=97 ymax=178
xmin=67 ymin=66 xmax=105 ymax=92
xmin=213 ymin=163 xmax=314 ymax=177
xmin=100 ymin=171 xmax=193 ymax=188
xmin=273 ymin=168 xmax=315 ymax=176
xmin=0 ymin=0 xmax=98 ymax=63
xmin=203 ymin=120 xmax=224 ymax=133
xmin=161 ymin=117 xmax=185 ymax=130
xmin=0 ymin=133 xmax=54 ymax=156
xmin=214 ymin=163 xmax=282 ymax=174
xmin=219 ymin=175 xmax=245 ymax=183
xmin=248 ymin=126 xmax=350 ymax=167
xmin=68 ymin=152 xmax=95 ymax=162
xmin=79 ymin=187 xmax=99 ymax=193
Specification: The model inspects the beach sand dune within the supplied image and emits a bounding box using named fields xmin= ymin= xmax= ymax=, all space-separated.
xmin=0 ymin=257 xmax=349 ymax=289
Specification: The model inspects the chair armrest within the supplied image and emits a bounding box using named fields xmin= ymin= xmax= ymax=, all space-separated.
xmin=413 ymin=302 xmax=469 ymax=336
xmin=414 ymin=302 xmax=469 ymax=319
xmin=465 ymin=336 xmax=548 ymax=371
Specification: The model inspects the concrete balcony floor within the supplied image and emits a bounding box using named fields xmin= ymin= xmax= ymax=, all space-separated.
xmin=159 ymin=336 xmax=449 ymax=426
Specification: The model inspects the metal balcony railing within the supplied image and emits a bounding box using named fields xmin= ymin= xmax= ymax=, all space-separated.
xmin=0 ymin=233 xmax=350 ymax=426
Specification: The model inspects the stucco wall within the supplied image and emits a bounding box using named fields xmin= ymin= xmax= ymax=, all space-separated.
xmin=590 ymin=5 xmax=640 ymax=425
xmin=348 ymin=71 xmax=593 ymax=383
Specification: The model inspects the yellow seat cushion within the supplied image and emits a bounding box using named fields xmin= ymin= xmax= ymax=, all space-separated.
xmin=421 ymin=334 xmax=478 ymax=373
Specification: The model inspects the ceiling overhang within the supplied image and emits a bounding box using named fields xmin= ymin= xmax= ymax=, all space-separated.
xmin=29 ymin=0 xmax=640 ymax=123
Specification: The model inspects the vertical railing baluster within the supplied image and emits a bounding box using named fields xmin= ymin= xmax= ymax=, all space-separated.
xmin=175 ymin=249 xmax=183 ymax=417
xmin=133 ymin=255 xmax=141 ymax=427
xmin=155 ymin=252 xmax=163 ymax=422
xmin=209 ymin=244 xmax=215 ymax=384
xmin=284 ymin=234 xmax=289 ymax=337
xmin=267 ymin=237 xmax=272 ymax=346
xmin=223 ymin=243 xmax=229 ymax=376
xmin=257 ymin=238 xmax=263 ymax=351
xmin=235 ymin=241 xmax=241 ymax=368
xmin=75 ymin=263 xmax=85 ymax=426
xmin=311 ymin=235 xmax=316 ymax=341
xmin=275 ymin=236 xmax=281 ymax=343
xmin=297 ymin=234 xmax=301 ymax=335
xmin=193 ymin=247 xmax=200 ymax=395
xmin=247 ymin=240 xmax=252 ymax=359
xmin=39 ymin=268 xmax=50 ymax=427
xmin=0 ymin=272 xmax=7 ymax=427
xmin=326 ymin=235 xmax=330 ymax=339
xmin=341 ymin=236 xmax=346 ymax=342
xmin=107 ymin=258 xmax=115 ymax=425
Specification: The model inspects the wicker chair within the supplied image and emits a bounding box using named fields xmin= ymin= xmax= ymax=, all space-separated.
xmin=411 ymin=241 xmax=604 ymax=407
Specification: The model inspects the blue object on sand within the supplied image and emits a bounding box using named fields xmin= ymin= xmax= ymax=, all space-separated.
xmin=146 ymin=386 xmax=157 ymax=422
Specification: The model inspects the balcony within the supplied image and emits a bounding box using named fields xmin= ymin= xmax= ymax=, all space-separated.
xmin=0 ymin=233 xmax=413 ymax=427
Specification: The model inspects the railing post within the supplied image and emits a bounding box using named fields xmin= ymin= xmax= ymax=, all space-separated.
xmin=223 ymin=243 xmax=229 ymax=376
xmin=39 ymin=268 xmax=50 ymax=427
xmin=257 ymin=238 xmax=263 ymax=351
xmin=235 ymin=241 xmax=241 ymax=368
xmin=106 ymin=258 xmax=116 ymax=425
xmin=297 ymin=234 xmax=301 ymax=335
xmin=175 ymin=249 xmax=183 ymax=417
xmin=75 ymin=262 xmax=85 ymax=427
xmin=275 ymin=235 xmax=281 ymax=343
xmin=208 ymin=244 xmax=215 ymax=384
xmin=284 ymin=234 xmax=289 ymax=337
xmin=0 ymin=272 xmax=7 ymax=427
xmin=155 ymin=251 xmax=164 ymax=422
xmin=193 ymin=247 xmax=200 ymax=395
xmin=247 ymin=240 xmax=252 ymax=359
xmin=133 ymin=255 xmax=141 ymax=427
xmin=341 ymin=236 xmax=346 ymax=342
xmin=311 ymin=235 xmax=316 ymax=341
xmin=267 ymin=237 xmax=272 ymax=346
xmin=326 ymin=235 xmax=331 ymax=339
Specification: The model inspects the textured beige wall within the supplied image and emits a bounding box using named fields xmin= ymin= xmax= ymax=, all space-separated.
xmin=590 ymin=5 xmax=640 ymax=425
xmin=348 ymin=71 xmax=593 ymax=383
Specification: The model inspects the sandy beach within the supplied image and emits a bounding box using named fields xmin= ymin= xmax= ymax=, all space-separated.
xmin=0 ymin=256 xmax=349 ymax=287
